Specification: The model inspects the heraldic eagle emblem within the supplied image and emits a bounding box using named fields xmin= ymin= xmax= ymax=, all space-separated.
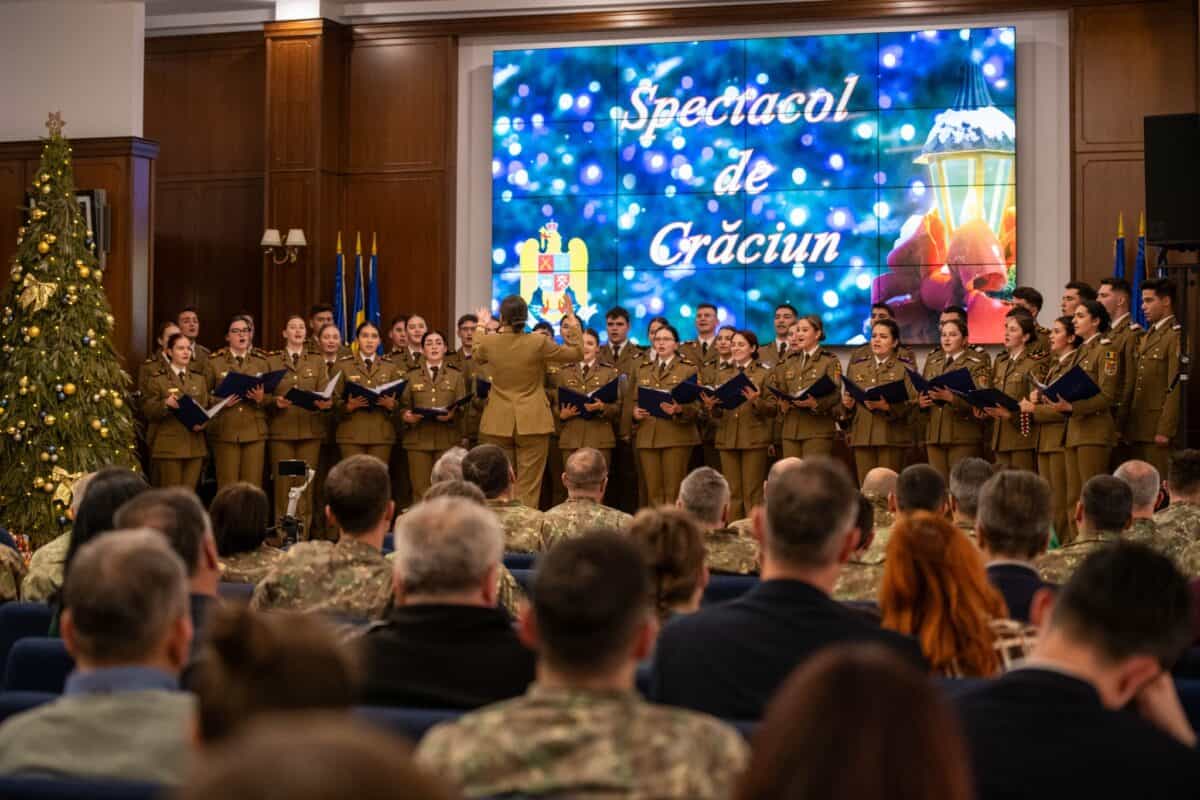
xmin=518 ymin=221 xmax=589 ymax=326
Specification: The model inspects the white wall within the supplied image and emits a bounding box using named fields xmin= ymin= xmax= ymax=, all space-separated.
xmin=455 ymin=11 xmax=1071 ymax=352
xmin=0 ymin=0 xmax=145 ymax=141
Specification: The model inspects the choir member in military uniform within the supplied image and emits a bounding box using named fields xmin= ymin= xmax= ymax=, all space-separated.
xmin=305 ymin=303 xmax=351 ymax=358
xmin=919 ymin=317 xmax=991 ymax=480
xmin=1020 ymin=316 xmax=1082 ymax=543
xmin=310 ymin=322 xmax=344 ymax=539
xmin=176 ymin=306 xmax=211 ymax=369
xmin=1098 ymin=277 xmax=1141 ymax=449
xmin=1011 ymin=286 xmax=1052 ymax=356
xmin=144 ymin=332 xmax=211 ymax=489
xmin=599 ymin=306 xmax=644 ymax=514
xmin=841 ymin=318 xmax=915 ymax=479
xmin=632 ymin=324 xmax=701 ymax=506
xmin=704 ymin=330 xmax=773 ymax=520
xmin=138 ymin=320 xmax=180 ymax=397
xmin=679 ymin=302 xmax=721 ymax=370
xmin=401 ymin=330 xmax=467 ymax=501
xmin=850 ymin=303 xmax=916 ymax=365
xmin=205 ymin=315 xmax=272 ymax=489
xmin=985 ymin=312 xmax=1046 ymax=471
xmin=266 ymin=314 xmax=331 ymax=530
xmin=446 ymin=313 xmax=480 ymax=447
xmin=554 ymin=328 xmax=621 ymax=474
xmin=334 ymin=321 xmax=403 ymax=463
xmin=1127 ymin=279 xmax=1182 ymax=476
xmin=694 ymin=326 xmax=735 ymax=471
xmin=769 ymin=315 xmax=842 ymax=459
xmin=473 ymin=296 xmax=583 ymax=509
xmin=757 ymin=303 xmax=798 ymax=368
xmin=1050 ymin=300 xmax=1121 ymax=543
xmin=396 ymin=314 xmax=427 ymax=372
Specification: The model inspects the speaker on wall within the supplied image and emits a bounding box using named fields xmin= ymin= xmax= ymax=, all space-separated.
xmin=1145 ymin=113 xmax=1200 ymax=247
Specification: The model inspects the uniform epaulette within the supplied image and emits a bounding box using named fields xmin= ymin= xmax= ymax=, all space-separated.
xmin=1130 ymin=323 xmax=1143 ymax=332
xmin=337 ymin=355 xmax=356 ymax=362
xmin=851 ymin=354 xmax=871 ymax=363
xmin=252 ymin=347 xmax=269 ymax=357
xmin=142 ymin=355 xmax=157 ymax=364
xmin=596 ymin=359 xmax=616 ymax=369
xmin=970 ymin=344 xmax=987 ymax=353
xmin=1038 ymin=325 xmax=1051 ymax=334
xmin=677 ymin=355 xmax=696 ymax=365
xmin=189 ymin=365 xmax=205 ymax=375
xmin=378 ymin=354 xmax=394 ymax=363
xmin=443 ymin=362 xmax=461 ymax=372
xmin=1029 ymin=350 xmax=1047 ymax=359
xmin=1099 ymin=337 xmax=1113 ymax=346
xmin=214 ymin=348 xmax=230 ymax=357
xmin=898 ymin=354 xmax=915 ymax=364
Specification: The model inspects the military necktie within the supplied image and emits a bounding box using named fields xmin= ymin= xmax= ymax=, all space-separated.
xmin=613 ymin=344 xmax=621 ymax=361
xmin=582 ymin=363 xmax=590 ymax=380
xmin=177 ymin=370 xmax=186 ymax=385
xmin=658 ymin=360 xmax=668 ymax=379
xmin=235 ymin=355 xmax=243 ymax=368
xmin=365 ymin=358 xmax=373 ymax=371
xmin=701 ymin=341 xmax=709 ymax=357
xmin=292 ymin=352 xmax=299 ymax=367
xmin=800 ymin=352 xmax=808 ymax=372
xmin=431 ymin=366 xmax=439 ymax=382
xmin=780 ymin=343 xmax=788 ymax=357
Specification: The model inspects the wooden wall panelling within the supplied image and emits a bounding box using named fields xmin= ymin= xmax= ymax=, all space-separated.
xmin=145 ymin=32 xmax=266 ymax=351
xmin=0 ymin=159 xmax=24 ymax=299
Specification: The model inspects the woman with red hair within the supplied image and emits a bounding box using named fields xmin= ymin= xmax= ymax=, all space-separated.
xmin=880 ymin=511 xmax=1011 ymax=677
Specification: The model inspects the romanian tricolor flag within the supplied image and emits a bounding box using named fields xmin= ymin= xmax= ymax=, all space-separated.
xmin=351 ymin=232 xmax=366 ymax=350
xmin=332 ymin=231 xmax=349 ymax=342
xmin=1134 ymin=212 xmax=1147 ymax=327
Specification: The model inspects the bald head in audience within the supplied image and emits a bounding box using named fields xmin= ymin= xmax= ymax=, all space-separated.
xmin=562 ymin=448 xmax=609 ymax=502
xmin=861 ymin=467 xmax=898 ymax=501
xmin=1113 ymin=460 xmax=1162 ymax=519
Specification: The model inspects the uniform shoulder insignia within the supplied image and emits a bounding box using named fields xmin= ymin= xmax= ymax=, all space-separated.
xmin=443 ymin=363 xmax=461 ymax=372
xmin=971 ymin=344 xmax=987 ymax=353
xmin=898 ymin=355 xmax=915 ymax=364
xmin=142 ymin=355 xmax=157 ymax=364
xmin=1131 ymin=323 xmax=1143 ymax=331
xmin=1038 ymin=325 xmax=1051 ymax=334
xmin=189 ymin=366 xmax=205 ymax=375
xmin=252 ymin=348 xmax=269 ymax=357
xmin=378 ymin=354 xmax=393 ymax=363
xmin=1099 ymin=337 xmax=1113 ymax=346
xmin=337 ymin=355 xmax=355 ymax=362
xmin=1031 ymin=351 xmax=1046 ymax=360
xmin=596 ymin=359 xmax=616 ymax=369
xmin=214 ymin=348 xmax=229 ymax=356
xmin=677 ymin=355 xmax=696 ymax=365
xmin=851 ymin=354 xmax=870 ymax=363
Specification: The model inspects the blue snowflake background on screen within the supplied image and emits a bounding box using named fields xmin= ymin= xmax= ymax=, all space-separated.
xmin=491 ymin=27 xmax=1016 ymax=345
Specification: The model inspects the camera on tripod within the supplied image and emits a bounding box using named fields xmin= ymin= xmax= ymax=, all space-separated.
xmin=276 ymin=459 xmax=315 ymax=546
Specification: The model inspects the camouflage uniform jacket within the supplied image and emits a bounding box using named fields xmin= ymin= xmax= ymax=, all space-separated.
xmin=21 ymin=532 xmax=69 ymax=602
xmin=487 ymin=498 xmax=547 ymax=553
xmin=1127 ymin=517 xmax=1159 ymax=549
xmin=832 ymin=562 xmax=883 ymax=602
xmin=705 ymin=527 xmax=760 ymax=575
xmin=1175 ymin=538 xmax=1200 ymax=578
xmin=1151 ymin=501 xmax=1200 ymax=562
xmin=541 ymin=497 xmax=632 ymax=549
xmin=864 ymin=493 xmax=895 ymax=532
xmin=250 ymin=537 xmax=391 ymax=618
xmin=0 ymin=546 xmax=26 ymax=603
xmin=729 ymin=516 xmax=753 ymax=537
xmin=219 ymin=544 xmax=286 ymax=585
xmin=387 ymin=551 xmax=525 ymax=620
xmin=1035 ymin=529 xmax=1123 ymax=585
xmin=416 ymin=684 xmax=749 ymax=800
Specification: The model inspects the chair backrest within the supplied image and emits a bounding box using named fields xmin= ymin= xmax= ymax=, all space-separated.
xmin=509 ymin=568 xmax=534 ymax=592
xmin=4 ymin=638 xmax=75 ymax=693
xmin=0 ymin=775 xmax=161 ymax=800
xmin=703 ymin=575 xmax=758 ymax=605
xmin=503 ymin=553 xmax=536 ymax=570
xmin=216 ymin=582 xmax=254 ymax=602
xmin=355 ymin=705 xmax=462 ymax=741
xmin=0 ymin=604 xmax=54 ymax=672
xmin=0 ymin=691 xmax=56 ymax=725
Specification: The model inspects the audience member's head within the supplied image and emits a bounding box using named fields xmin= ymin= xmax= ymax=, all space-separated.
xmin=893 ymin=464 xmax=948 ymax=514
xmin=628 ymin=508 xmax=708 ymax=621
xmin=62 ymin=529 xmax=191 ymax=673
xmin=113 ymin=488 xmax=218 ymax=591
xmin=975 ymin=470 xmax=1052 ymax=561
xmin=1166 ymin=449 xmax=1200 ymax=503
xmin=462 ymin=444 xmax=514 ymax=500
xmin=324 ymin=455 xmax=394 ymax=538
xmin=191 ymin=606 xmax=361 ymax=744
xmin=562 ymin=448 xmax=609 ymax=500
xmin=62 ymin=467 xmax=150 ymax=587
xmin=880 ymin=511 xmax=1007 ymax=677
xmin=67 ymin=472 xmax=97 ymax=521
xmin=178 ymin=714 xmax=457 ymax=800
xmin=860 ymin=467 xmax=898 ymax=504
xmin=1034 ymin=543 xmax=1192 ymax=708
xmin=948 ymin=458 xmax=995 ymax=523
xmin=430 ymin=446 xmax=468 ymax=484
xmin=521 ymin=532 xmax=654 ymax=681
xmin=736 ymin=645 xmax=972 ymax=800
xmin=1113 ymin=460 xmax=1162 ymax=516
xmin=392 ymin=497 xmax=504 ymax=607
xmin=1076 ymin=475 xmax=1133 ymax=536
xmin=677 ymin=467 xmax=730 ymax=529
xmin=419 ymin=479 xmax=487 ymax=506
xmin=208 ymin=482 xmax=270 ymax=558
xmin=758 ymin=457 xmax=859 ymax=578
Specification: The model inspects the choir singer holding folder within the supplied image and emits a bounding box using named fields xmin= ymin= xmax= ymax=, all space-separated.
xmin=335 ymin=321 xmax=405 ymax=465
xmin=841 ymin=318 xmax=915 ymax=479
xmin=205 ymin=314 xmax=273 ymax=490
xmin=554 ymin=328 xmax=621 ymax=472
xmin=916 ymin=317 xmax=991 ymax=481
xmin=768 ymin=315 xmax=842 ymax=460
xmin=704 ymin=330 xmax=773 ymax=520
xmin=266 ymin=314 xmax=332 ymax=529
xmin=144 ymin=332 xmax=213 ymax=490
xmin=632 ymin=324 xmax=701 ymax=506
xmin=401 ymin=330 xmax=467 ymax=501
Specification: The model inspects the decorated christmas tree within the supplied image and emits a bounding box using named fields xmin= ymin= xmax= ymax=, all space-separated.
xmin=0 ymin=113 xmax=139 ymax=547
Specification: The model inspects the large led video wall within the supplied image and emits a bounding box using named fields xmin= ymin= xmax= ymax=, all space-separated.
xmin=491 ymin=27 xmax=1016 ymax=344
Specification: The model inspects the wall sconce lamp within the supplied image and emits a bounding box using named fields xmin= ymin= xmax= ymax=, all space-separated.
xmin=261 ymin=228 xmax=307 ymax=264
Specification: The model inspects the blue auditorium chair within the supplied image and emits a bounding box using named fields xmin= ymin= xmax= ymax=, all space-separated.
xmin=702 ymin=575 xmax=758 ymax=605
xmin=503 ymin=553 xmax=537 ymax=570
xmin=3 ymin=638 xmax=74 ymax=693
xmin=0 ymin=603 xmax=53 ymax=670
xmin=356 ymin=705 xmax=461 ymax=741
xmin=216 ymin=581 xmax=255 ymax=603
xmin=0 ymin=776 xmax=162 ymax=800
xmin=0 ymin=691 xmax=55 ymax=724
xmin=510 ymin=568 xmax=534 ymax=592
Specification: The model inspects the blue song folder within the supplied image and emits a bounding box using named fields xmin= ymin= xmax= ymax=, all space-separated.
xmin=284 ymin=373 xmax=341 ymax=411
xmin=1033 ymin=366 xmax=1101 ymax=404
xmin=769 ymin=374 xmax=838 ymax=403
xmin=172 ymin=394 xmax=232 ymax=429
xmin=411 ymin=395 xmax=472 ymax=419
xmin=214 ymin=369 xmax=287 ymax=398
xmin=346 ymin=378 xmax=407 ymax=408
xmin=962 ymin=387 xmax=1022 ymax=414
xmin=474 ymin=377 xmax=491 ymax=400
xmin=558 ymin=377 xmax=621 ymax=420
xmin=906 ymin=367 xmax=976 ymax=406
xmin=842 ymin=376 xmax=909 ymax=408
xmin=704 ymin=371 xmax=757 ymax=411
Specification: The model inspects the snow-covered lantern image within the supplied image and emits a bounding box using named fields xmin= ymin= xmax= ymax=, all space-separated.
xmin=914 ymin=61 xmax=1015 ymax=235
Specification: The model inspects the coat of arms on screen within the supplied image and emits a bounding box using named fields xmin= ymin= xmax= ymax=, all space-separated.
xmin=519 ymin=221 xmax=588 ymax=326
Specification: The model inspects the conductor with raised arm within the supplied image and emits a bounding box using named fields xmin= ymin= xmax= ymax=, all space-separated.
xmin=474 ymin=296 xmax=582 ymax=508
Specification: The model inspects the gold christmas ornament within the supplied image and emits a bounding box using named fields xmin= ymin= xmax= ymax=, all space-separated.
xmin=39 ymin=173 xmax=49 ymax=183
xmin=26 ymin=326 xmax=39 ymax=338
xmin=18 ymin=277 xmax=56 ymax=313
xmin=42 ymin=483 xmax=54 ymax=494
xmin=90 ymin=418 xmax=102 ymax=431
xmin=45 ymin=234 xmax=56 ymax=244
xmin=39 ymin=184 xmax=50 ymax=195
xmin=112 ymin=397 xmax=123 ymax=409
xmin=16 ymin=420 xmax=26 ymax=429
xmin=78 ymin=266 xmax=90 ymax=279
xmin=63 ymin=383 xmax=76 ymax=396
xmin=100 ymin=427 xmax=109 ymax=438
xmin=18 ymin=376 xmax=28 ymax=386
xmin=39 ymin=453 xmax=49 ymax=462
xmin=43 ymin=415 xmax=55 ymax=426
xmin=36 ymin=241 xmax=49 ymax=254
xmin=32 ymin=477 xmax=44 ymax=489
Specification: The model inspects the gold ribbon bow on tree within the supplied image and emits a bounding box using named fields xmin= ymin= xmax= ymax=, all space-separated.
xmin=18 ymin=277 xmax=57 ymax=313
xmin=50 ymin=466 xmax=83 ymax=507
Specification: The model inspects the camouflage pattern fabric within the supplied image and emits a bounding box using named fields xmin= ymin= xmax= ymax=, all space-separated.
xmin=991 ymin=618 xmax=1038 ymax=671
xmin=0 ymin=546 xmax=26 ymax=602
xmin=487 ymin=498 xmax=548 ymax=553
xmin=704 ymin=527 xmax=759 ymax=575
xmin=541 ymin=497 xmax=632 ymax=549
xmin=1035 ymin=530 xmax=1123 ymax=585
xmin=250 ymin=537 xmax=391 ymax=618
xmin=1152 ymin=501 xmax=1200 ymax=562
xmin=728 ymin=516 xmax=753 ymax=537
xmin=1176 ymin=538 xmax=1200 ymax=577
xmin=385 ymin=551 xmax=525 ymax=620
xmin=832 ymin=561 xmax=884 ymax=602
xmin=863 ymin=493 xmax=895 ymax=531
xmin=21 ymin=532 xmax=69 ymax=602
xmin=219 ymin=545 xmax=286 ymax=585
xmin=416 ymin=685 xmax=748 ymax=800
xmin=1127 ymin=517 xmax=1159 ymax=548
